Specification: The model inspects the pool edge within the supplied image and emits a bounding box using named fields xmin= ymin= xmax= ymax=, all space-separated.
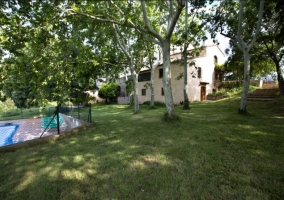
xmin=0 ymin=123 xmax=94 ymax=153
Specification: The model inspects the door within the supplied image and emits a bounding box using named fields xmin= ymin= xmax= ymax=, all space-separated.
xmin=201 ymin=86 xmax=206 ymax=101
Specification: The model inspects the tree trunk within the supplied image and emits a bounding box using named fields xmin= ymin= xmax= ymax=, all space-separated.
xmin=150 ymin=66 xmax=155 ymax=108
xmin=237 ymin=0 xmax=264 ymax=114
xmin=239 ymin=51 xmax=250 ymax=113
xmin=162 ymin=40 xmax=176 ymax=118
xmin=183 ymin=1 xmax=189 ymax=110
xmin=183 ymin=45 xmax=190 ymax=110
xmin=274 ymin=61 xmax=284 ymax=95
xmin=130 ymin=66 xmax=139 ymax=114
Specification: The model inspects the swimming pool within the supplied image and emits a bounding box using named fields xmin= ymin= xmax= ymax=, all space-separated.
xmin=0 ymin=123 xmax=20 ymax=147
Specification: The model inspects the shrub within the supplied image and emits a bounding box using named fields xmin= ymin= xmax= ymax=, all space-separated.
xmin=207 ymin=86 xmax=260 ymax=101
xmin=0 ymin=99 xmax=17 ymax=112
xmin=1 ymin=111 xmax=20 ymax=117
xmin=143 ymin=101 xmax=165 ymax=107
xmin=218 ymin=81 xmax=243 ymax=90
xmin=98 ymin=83 xmax=120 ymax=103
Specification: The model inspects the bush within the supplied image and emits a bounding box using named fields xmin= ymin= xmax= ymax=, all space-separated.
xmin=207 ymin=86 xmax=260 ymax=101
xmin=98 ymin=83 xmax=120 ymax=103
xmin=1 ymin=111 xmax=20 ymax=117
xmin=207 ymin=93 xmax=229 ymax=101
xmin=0 ymin=99 xmax=17 ymax=112
xmin=218 ymin=81 xmax=243 ymax=90
xmin=143 ymin=101 xmax=165 ymax=107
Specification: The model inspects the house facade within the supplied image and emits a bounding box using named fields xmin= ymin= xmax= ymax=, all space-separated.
xmin=118 ymin=44 xmax=226 ymax=104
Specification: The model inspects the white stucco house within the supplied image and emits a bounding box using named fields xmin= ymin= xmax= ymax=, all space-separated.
xmin=117 ymin=44 xmax=226 ymax=104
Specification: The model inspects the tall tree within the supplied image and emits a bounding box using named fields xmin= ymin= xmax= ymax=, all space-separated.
xmin=140 ymin=1 xmax=185 ymax=118
xmin=173 ymin=1 xmax=207 ymax=110
xmin=224 ymin=45 xmax=275 ymax=81
xmin=112 ymin=24 xmax=146 ymax=113
xmin=257 ymin=1 xmax=284 ymax=95
xmin=0 ymin=1 xmax=116 ymax=105
xmin=145 ymin=43 xmax=160 ymax=109
xmin=236 ymin=0 xmax=264 ymax=113
xmin=208 ymin=0 xmax=264 ymax=114
xmin=67 ymin=0 xmax=187 ymax=119
xmin=1 ymin=0 xmax=210 ymax=119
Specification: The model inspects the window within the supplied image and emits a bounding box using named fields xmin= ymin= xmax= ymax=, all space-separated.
xmin=141 ymin=89 xmax=146 ymax=96
xmin=197 ymin=67 xmax=201 ymax=78
xmin=138 ymin=72 xmax=151 ymax=82
xmin=214 ymin=55 xmax=218 ymax=63
xmin=161 ymin=88 xmax=164 ymax=96
xmin=159 ymin=68 xmax=163 ymax=78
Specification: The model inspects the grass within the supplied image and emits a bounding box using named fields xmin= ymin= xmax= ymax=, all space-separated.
xmin=0 ymin=97 xmax=284 ymax=199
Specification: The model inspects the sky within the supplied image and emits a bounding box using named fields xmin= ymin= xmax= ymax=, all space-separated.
xmin=205 ymin=32 xmax=230 ymax=56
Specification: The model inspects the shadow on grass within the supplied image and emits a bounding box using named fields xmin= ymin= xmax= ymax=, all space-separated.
xmin=0 ymin=100 xmax=283 ymax=199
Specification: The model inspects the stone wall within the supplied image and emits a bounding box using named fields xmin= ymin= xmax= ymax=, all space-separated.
xmin=250 ymin=80 xmax=263 ymax=87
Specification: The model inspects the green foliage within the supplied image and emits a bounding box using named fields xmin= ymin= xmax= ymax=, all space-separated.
xmin=175 ymin=73 xmax=183 ymax=81
xmin=3 ymin=84 xmax=39 ymax=108
xmin=224 ymin=45 xmax=276 ymax=80
xmin=214 ymin=63 xmax=225 ymax=70
xmin=69 ymin=78 xmax=89 ymax=104
xmin=143 ymin=82 xmax=152 ymax=90
xmin=1 ymin=111 xmax=20 ymax=118
xmin=98 ymin=83 xmax=119 ymax=103
xmin=208 ymin=86 xmax=259 ymax=100
xmin=125 ymin=78 xmax=134 ymax=95
xmin=218 ymin=81 xmax=243 ymax=90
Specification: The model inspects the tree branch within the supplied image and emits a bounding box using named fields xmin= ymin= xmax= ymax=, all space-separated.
xmin=166 ymin=0 xmax=185 ymax=39
xmin=169 ymin=1 xmax=173 ymax=19
xmin=143 ymin=35 xmax=161 ymax=45
xmin=220 ymin=31 xmax=233 ymax=40
xmin=236 ymin=0 xmax=246 ymax=50
xmin=140 ymin=0 xmax=164 ymax=42
xmin=235 ymin=38 xmax=244 ymax=52
xmin=68 ymin=9 xmax=148 ymax=35
xmin=112 ymin=24 xmax=131 ymax=61
xmin=248 ymin=0 xmax=264 ymax=50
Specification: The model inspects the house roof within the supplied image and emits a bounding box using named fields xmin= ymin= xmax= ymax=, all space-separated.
xmin=205 ymin=44 xmax=226 ymax=57
xmin=122 ymin=44 xmax=226 ymax=74
xmin=169 ymin=44 xmax=225 ymax=57
xmin=143 ymin=44 xmax=225 ymax=69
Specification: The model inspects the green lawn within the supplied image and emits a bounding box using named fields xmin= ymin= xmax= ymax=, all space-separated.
xmin=0 ymin=97 xmax=284 ymax=199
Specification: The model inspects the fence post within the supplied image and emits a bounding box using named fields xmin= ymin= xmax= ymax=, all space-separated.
xmin=78 ymin=104 xmax=80 ymax=119
xmin=57 ymin=104 xmax=60 ymax=135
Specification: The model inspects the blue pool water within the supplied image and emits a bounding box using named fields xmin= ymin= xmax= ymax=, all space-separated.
xmin=0 ymin=123 xmax=20 ymax=147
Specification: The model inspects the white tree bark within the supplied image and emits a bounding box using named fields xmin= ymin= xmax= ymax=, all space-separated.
xmin=141 ymin=0 xmax=184 ymax=118
xmin=237 ymin=0 xmax=264 ymax=113
xmin=113 ymin=25 xmax=140 ymax=113
xmin=146 ymin=44 xmax=160 ymax=108
xmin=129 ymin=66 xmax=139 ymax=113
xmin=162 ymin=41 xmax=176 ymax=117
xmin=239 ymin=51 xmax=250 ymax=111
xmin=183 ymin=43 xmax=190 ymax=109
xmin=150 ymin=65 xmax=155 ymax=107
xmin=69 ymin=1 xmax=184 ymax=118
xmin=183 ymin=1 xmax=189 ymax=109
